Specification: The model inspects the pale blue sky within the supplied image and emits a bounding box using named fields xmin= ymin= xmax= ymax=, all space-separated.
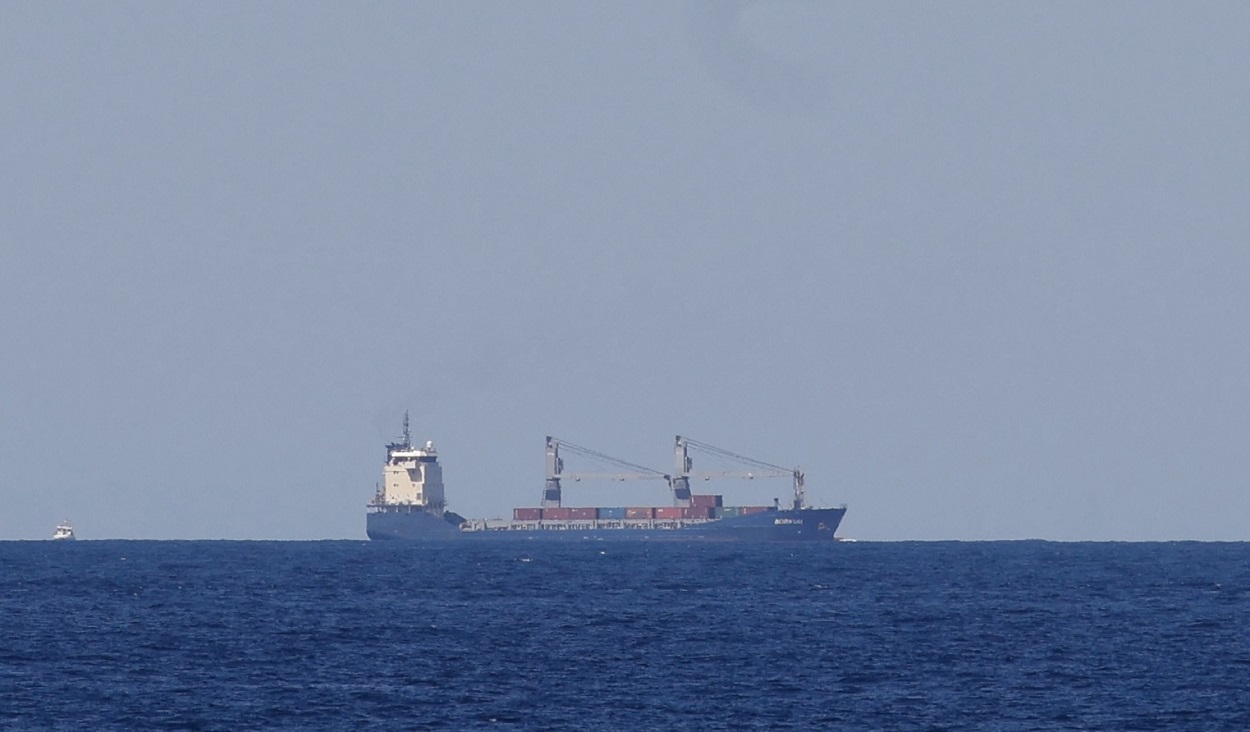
xmin=2 ymin=1 xmax=1247 ymax=539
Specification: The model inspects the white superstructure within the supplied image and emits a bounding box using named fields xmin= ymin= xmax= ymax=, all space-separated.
xmin=53 ymin=520 xmax=75 ymax=541
xmin=373 ymin=412 xmax=446 ymax=516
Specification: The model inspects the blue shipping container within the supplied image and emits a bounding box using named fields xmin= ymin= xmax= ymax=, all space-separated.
xmin=597 ymin=507 xmax=627 ymax=520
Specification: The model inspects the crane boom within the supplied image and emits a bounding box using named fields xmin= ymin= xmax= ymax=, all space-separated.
xmin=674 ymin=435 xmax=807 ymax=510
xmin=543 ymin=436 xmax=670 ymax=507
xmin=560 ymin=472 xmax=671 ymax=482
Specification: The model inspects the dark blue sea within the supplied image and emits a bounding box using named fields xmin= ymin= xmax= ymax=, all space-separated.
xmin=3 ymin=541 xmax=1249 ymax=730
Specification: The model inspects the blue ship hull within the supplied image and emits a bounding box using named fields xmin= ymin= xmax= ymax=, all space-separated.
xmin=366 ymin=506 xmax=461 ymax=540
xmin=367 ymin=506 xmax=846 ymax=542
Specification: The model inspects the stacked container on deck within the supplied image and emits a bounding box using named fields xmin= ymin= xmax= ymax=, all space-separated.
xmin=511 ymin=497 xmax=772 ymax=525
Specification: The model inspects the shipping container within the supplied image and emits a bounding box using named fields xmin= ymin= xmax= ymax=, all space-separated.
xmin=684 ymin=506 xmax=712 ymax=519
xmin=513 ymin=508 xmax=542 ymax=521
xmin=654 ymin=506 xmax=684 ymax=520
xmin=740 ymin=506 xmax=770 ymax=515
xmin=720 ymin=506 xmax=742 ymax=517
xmin=691 ymin=494 xmax=723 ymax=508
xmin=542 ymin=507 xmax=573 ymax=520
xmin=597 ymin=507 xmax=627 ymax=520
xmin=568 ymin=507 xmax=596 ymax=520
xmin=625 ymin=507 xmax=654 ymax=519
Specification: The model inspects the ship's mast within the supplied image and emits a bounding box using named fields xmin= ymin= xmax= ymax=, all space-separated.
xmin=672 ymin=437 xmax=693 ymax=507
xmin=543 ymin=437 xmax=563 ymax=507
xmin=402 ymin=410 xmax=412 ymax=449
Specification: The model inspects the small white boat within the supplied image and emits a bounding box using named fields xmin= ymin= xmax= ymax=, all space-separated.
xmin=52 ymin=520 xmax=75 ymax=541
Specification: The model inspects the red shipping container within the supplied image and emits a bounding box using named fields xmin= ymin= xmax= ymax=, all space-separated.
xmin=513 ymin=508 xmax=541 ymax=521
xmin=568 ymin=507 xmax=596 ymax=520
xmin=625 ymin=507 xmax=654 ymax=519
xmin=542 ymin=507 xmax=573 ymax=520
xmin=740 ymin=506 xmax=770 ymax=515
xmin=691 ymin=494 xmax=723 ymax=508
xmin=654 ymin=506 xmax=684 ymax=519
xmin=684 ymin=506 xmax=712 ymax=519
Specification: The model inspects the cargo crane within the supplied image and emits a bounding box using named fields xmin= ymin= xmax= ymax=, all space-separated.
xmin=543 ymin=436 xmax=671 ymax=508
xmin=673 ymin=436 xmax=807 ymax=510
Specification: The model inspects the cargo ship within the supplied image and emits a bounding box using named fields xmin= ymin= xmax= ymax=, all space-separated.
xmin=366 ymin=414 xmax=846 ymax=541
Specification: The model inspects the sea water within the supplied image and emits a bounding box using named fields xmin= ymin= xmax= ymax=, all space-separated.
xmin=3 ymin=540 xmax=1248 ymax=730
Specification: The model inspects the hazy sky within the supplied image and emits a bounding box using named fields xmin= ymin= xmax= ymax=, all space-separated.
xmin=3 ymin=1 xmax=1248 ymax=540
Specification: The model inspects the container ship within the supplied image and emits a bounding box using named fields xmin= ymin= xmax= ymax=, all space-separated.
xmin=366 ymin=414 xmax=846 ymax=541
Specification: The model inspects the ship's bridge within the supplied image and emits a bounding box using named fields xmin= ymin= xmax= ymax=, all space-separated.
xmin=380 ymin=424 xmax=445 ymax=513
